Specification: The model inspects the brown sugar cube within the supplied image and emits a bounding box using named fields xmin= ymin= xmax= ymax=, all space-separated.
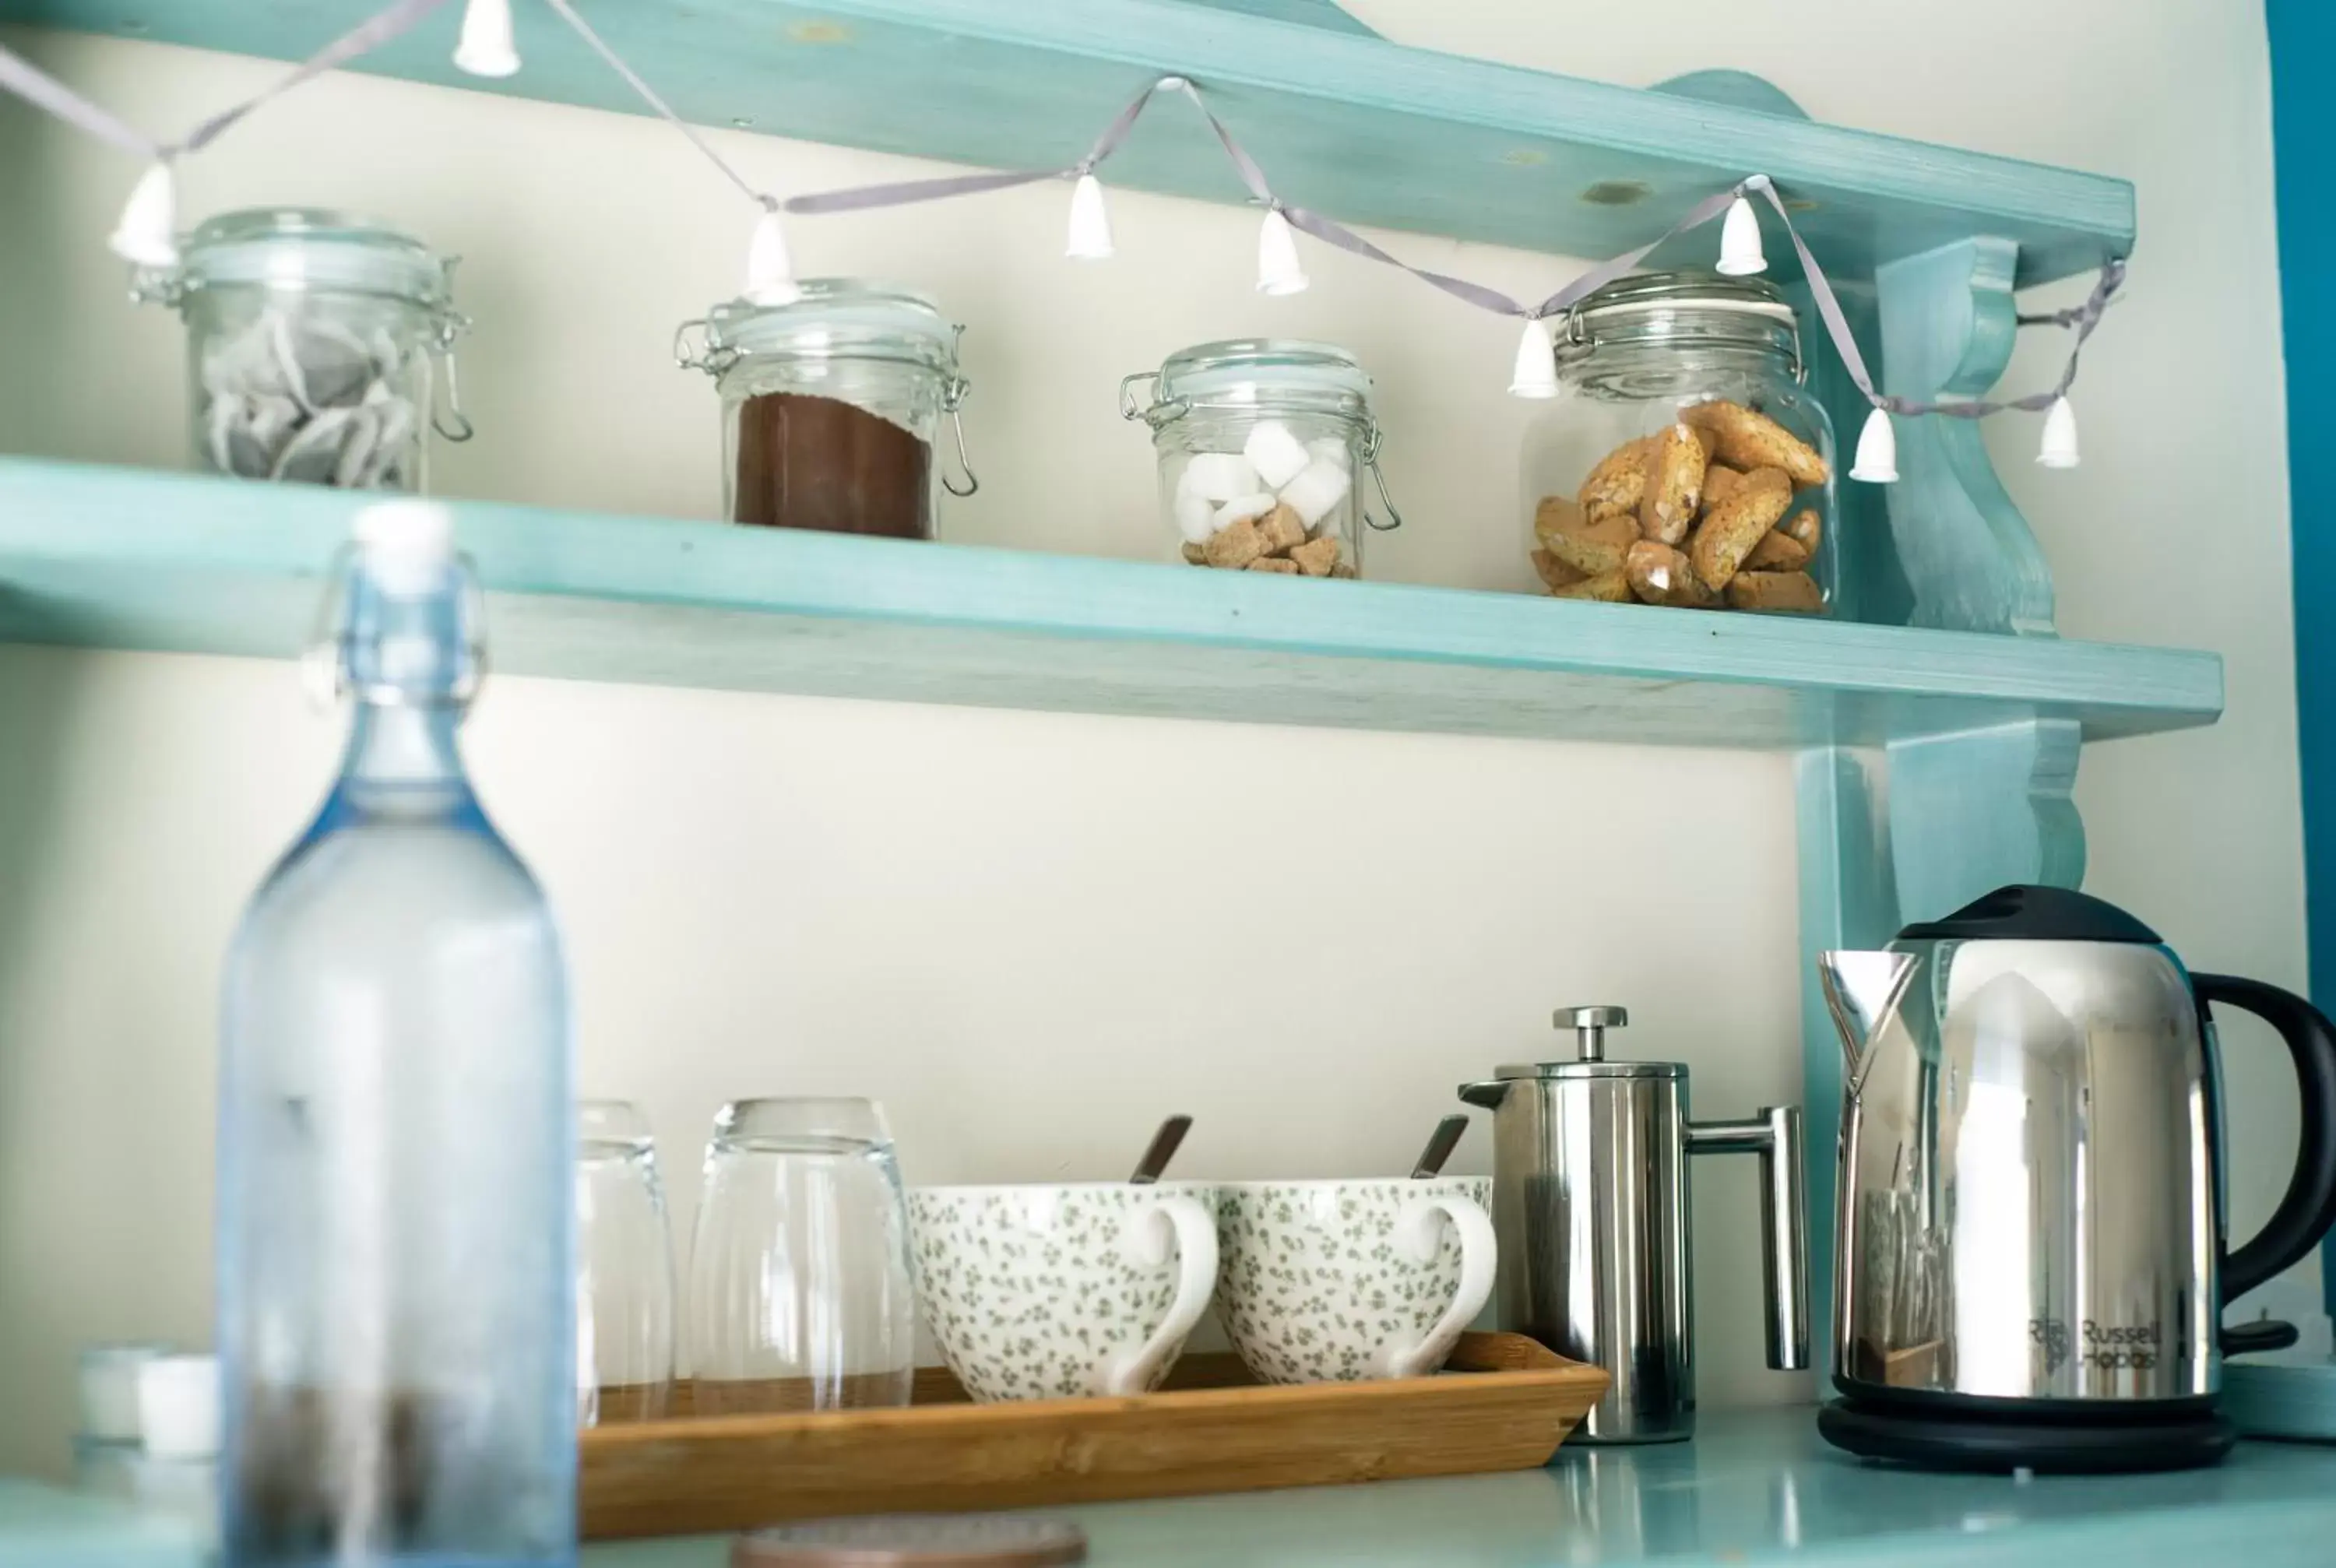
xmin=1680 ymin=399 xmax=1828 ymax=487
xmin=1624 ymin=540 xmax=1717 ymax=608
xmin=1248 ymin=557 xmax=1300 ymax=574
xmin=1638 ymin=423 xmax=1708 ymax=547
xmin=1537 ymin=499 xmax=1641 ymax=575
xmin=1531 ymin=547 xmax=1587 ymax=590
xmin=1181 ymin=541 xmax=1208 ymax=565
xmin=1203 ymin=515 xmax=1266 ymax=570
xmin=1289 ymin=536 xmax=1342 ymax=576
xmin=1576 ymin=437 xmax=1652 ymax=514
xmin=1725 ymin=569 xmax=1825 ymax=613
xmin=1743 ymin=528 xmax=1811 ymax=571
xmin=1782 ymin=508 xmax=1822 ymax=554
xmin=1254 ymin=503 xmax=1307 ymax=557
xmin=1550 ymin=568 xmax=1631 ymax=603
xmin=1329 ymin=561 xmax=1357 ymax=578
xmin=1688 ymin=467 xmax=1793 ymax=591
xmin=1700 ymin=464 xmax=1747 ymax=511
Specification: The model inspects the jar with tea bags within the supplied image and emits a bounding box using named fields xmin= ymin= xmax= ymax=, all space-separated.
xmin=135 ymin=209 xmax=471 ymax=491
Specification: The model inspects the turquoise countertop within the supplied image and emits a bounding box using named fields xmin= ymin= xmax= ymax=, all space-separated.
xmin=586 ymin=1406 xmax=2336 ymax=1568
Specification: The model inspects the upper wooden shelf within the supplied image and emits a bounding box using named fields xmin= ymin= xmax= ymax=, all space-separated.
xmin=0 ymin=458 xmax=2219 ymax=749
xmin=3 ymin=0 xmax=2134 ymax=285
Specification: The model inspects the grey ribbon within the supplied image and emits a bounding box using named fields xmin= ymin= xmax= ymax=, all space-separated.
xmin=0 ymin=40 xmax=157 ymax=157
xmin=544 ymin=0 xmax=771 ymax=209
xmin=0 ymin=0 xmax=449 ymax=163
xmin=1751 ymin=180 xmax=2125 ymax=417
xmin=786 ymin=75 xmax=1184 ymax=215
xmin=174 ymin=0 xmax=451 ymax=155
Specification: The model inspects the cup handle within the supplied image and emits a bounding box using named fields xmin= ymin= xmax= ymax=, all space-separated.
xmin=1098 ymin=1194 xmax=1219 ymax=1396
xmin=1377 ymin=1193 xmax=1497 ymax=1379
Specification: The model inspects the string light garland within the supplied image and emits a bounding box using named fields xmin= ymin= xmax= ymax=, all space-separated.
xmin=0 ymin=0 xmax=2123 ymax=476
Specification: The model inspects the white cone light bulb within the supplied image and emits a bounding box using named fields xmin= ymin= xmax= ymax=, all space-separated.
xmin=1065 ymin=173 xmax=1113 ymax=260
xmin=744 ymin=208 xmax=797 ymax=305
xmin=108 ymin=161 xmax=178 ymax=269
xmin=453 ymin=0 xmax=520 ymax=77
xmin=1508 ymin=317 xmax=1559 ymax=399
xmin=1715 ymin=195 xmax=1766 ymax=277
xmin=2037 ymin=396 xmax=2081 ymax=469
xmin=1256 ymin=208 xmax=1309 ymax=296
xmin=1849 ymin=406 xmax=1899 ymax=484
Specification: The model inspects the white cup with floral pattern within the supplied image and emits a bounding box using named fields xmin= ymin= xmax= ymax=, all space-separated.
xmin=908 ymin=1181 xmax=1221 ymax=1402
xmin=1215 ymin=1176 xmax=1496 ymax=1384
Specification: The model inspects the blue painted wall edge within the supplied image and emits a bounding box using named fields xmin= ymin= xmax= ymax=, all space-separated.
xmin=2267 ymin=0 xmax=2336 ymax=1316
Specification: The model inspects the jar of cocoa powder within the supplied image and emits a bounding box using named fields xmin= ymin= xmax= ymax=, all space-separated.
xmin=680 ymin=280 xmax=973 ymax=539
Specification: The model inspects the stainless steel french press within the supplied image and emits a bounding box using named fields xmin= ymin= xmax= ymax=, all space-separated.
xmin=1459 ymin=1005 xmax=1809 ymax=1443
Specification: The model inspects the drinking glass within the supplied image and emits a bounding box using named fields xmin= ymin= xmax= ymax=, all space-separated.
xmin=688 ymin=1097 xmax=915 ymax=1414
xmin=576 ymin=1101 xmax=677 ymax=1426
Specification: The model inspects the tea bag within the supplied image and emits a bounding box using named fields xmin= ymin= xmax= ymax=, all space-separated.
xmin=194 ymin=301 xmax=424 ymax=489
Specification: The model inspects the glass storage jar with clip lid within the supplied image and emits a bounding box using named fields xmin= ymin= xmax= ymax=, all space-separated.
xmin=134 ymin=208 xmax=472 ymax=491
xmin=678 ymin=279 xmax=976 ymax=540
xmin=1121 ymin=339 xmax=1400 ymax=578
xmin=1522 ymin=271 xmax=1834 ymax=613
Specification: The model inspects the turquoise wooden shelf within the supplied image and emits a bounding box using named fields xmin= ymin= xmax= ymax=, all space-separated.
xmin=0 ymin=459 xmax=2220 ymax=749
xmin=1 ymin=0 xmax=2131 ymax=287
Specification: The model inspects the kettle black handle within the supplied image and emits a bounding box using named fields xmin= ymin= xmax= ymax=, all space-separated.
xmin=2194 ymin=974 xmax=2336 ymax=1332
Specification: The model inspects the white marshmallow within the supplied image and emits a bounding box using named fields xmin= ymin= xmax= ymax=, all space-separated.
xmin=1277 ymin=460 xmax=1353 ymax=526
xmin=1304 ymin=437 xmax=1353 ymax=473
xmin=1181 ymin=452 xmax=1260 ymax=503
xmin=1210 ymin=492 xmax=1277 ymax=531
xmin=1244 ymin=421 xmax=1310 ymax=490
xmin=1173 ymin=490 xmax=1215 ymax=543
xmin=1310 ymin=511 xmax=1344 ymax=540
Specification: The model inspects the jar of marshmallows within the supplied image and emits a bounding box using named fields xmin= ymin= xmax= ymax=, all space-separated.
xmin=1121 ymin=339 xmax=1398 ymax=577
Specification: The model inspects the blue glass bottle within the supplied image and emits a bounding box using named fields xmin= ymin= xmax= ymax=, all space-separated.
xmin=217 ymin=501 xmax=575 ymax=1567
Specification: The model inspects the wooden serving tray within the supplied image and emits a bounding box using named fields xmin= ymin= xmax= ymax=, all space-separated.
xmin=579 ymin=1331 xmax=1608 ymax=1540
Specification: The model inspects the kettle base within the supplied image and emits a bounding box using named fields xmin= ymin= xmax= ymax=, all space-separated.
xmin=1817 ymin=1397 xmax=2236 ymax=1474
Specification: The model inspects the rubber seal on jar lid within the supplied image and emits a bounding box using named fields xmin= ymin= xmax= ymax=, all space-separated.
xmin=176 ymin=208 xmax=455 ymax=309
xmin=731 ymin=1514 xmax=1088 ymax=1567
xmin=704 ymin=279 xmax=960 ymax=373
xmin=1154 ymin=338 xmax=1374 ymax=408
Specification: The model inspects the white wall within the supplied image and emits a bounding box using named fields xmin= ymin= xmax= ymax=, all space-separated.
xmin=0 ymin=0 xmax=2302 ymax=1478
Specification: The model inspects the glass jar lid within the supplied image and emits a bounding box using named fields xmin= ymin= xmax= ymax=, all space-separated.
xmin=1147 ymin=338 xmax=1374 ymax=420
xmin=176 ymin=208 xmax=456 ymax=309
xmin=1557 ymin=270 xmax=1800 ymax=368
xmin=702 ymin=279 xmax=961 ymax=374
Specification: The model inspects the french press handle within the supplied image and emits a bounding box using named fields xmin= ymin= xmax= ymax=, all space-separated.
xmin=1686 ymin=1106 xmax=1810 ymax=1373
xmin=2194 ymin=973 xmax=2336 ymax=1355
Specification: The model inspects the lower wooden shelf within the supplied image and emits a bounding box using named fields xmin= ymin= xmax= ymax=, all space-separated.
xmin=578 ymin=1332 xmax=1607 ymax=1540
xmin=0 ymin=457 xmax=2221 ymax=748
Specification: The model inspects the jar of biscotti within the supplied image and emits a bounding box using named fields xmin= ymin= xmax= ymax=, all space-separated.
xmin=1121 ymin=339 xmax=1400 ymax=578
xmin=1520 ymin=272 xmax=1835 ymax=613
xmin=678 ymin=279 xmax=975 ymax=538
xmin=132 ymin=209 xmax=472 ymax=491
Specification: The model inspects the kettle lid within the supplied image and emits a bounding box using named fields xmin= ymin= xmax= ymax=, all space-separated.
xmin=1897 ymin=884 xmax=2162 ymax=944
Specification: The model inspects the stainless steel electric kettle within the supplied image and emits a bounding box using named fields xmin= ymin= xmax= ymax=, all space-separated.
xmin=1817 ymin=884 xmax=2336 ymax=1471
